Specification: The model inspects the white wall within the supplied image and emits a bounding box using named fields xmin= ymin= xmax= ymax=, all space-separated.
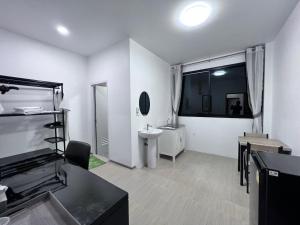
xmin=180 ymin=117 xmax=252 ymax=158
xmin=87 ymin=39 xmax=133 ymax=167
xmin=271 ymin=2 xmax=300 ymax=155
xmin=180 ymin=53 xmax=253 ymax=158
xmin=0 ymin=28 xmax=88 ymax=157
xmin=87 ymin=39 xmax=171 ymax=168
xmin=129 ymin=39 xmax=171 ymax=167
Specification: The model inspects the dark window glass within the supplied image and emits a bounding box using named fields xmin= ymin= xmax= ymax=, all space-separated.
xmin=179 ymin=63 xmax=253 ymax=118
xmin=179 ymin=71 xmax=209 ymax=116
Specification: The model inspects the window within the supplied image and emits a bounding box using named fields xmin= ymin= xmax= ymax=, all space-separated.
xmin=179 ymin=63 xmax=253 ymax=118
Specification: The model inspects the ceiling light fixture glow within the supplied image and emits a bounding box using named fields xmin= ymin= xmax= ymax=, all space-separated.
xmin=56 ymin=25 xmax=70 ymax=36
xmin=179 ymin=2 xmax=211 ymax=27
xmin=213 ymin=70 xmax=226 ymax=76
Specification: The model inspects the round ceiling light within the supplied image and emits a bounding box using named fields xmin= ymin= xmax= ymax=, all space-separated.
xmin=180 ymin=2 xmax=212 ymax=27
xmin=56 ymin=25 xmax=70 ymax=36
xmin=213 ymin=70 xmax=226 ymax=76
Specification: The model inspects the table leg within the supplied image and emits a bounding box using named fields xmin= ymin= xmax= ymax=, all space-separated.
xmin=246 ymin=151 xmax=249 ymax=193
xmin=240 ymin=145 xmax=246 ymax=186
xmin=238 ymin=142 xmax=241 ymax=172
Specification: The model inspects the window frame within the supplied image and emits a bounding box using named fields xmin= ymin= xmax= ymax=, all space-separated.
xmin=179 ymin=62 xmax=254 ymax=119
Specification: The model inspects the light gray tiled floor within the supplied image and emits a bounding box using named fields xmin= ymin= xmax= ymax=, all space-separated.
xmin=91 ymin=151 xmax=249 ymax=225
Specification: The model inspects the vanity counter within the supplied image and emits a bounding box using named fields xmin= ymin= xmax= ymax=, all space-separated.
xmin=158 ymin=125 xmax=186 ymax=164
xmin=159 ymin=124 xmax=185 ymax=130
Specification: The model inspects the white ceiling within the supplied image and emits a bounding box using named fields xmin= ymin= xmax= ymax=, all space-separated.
xmin=0 ymin=0 xmax=298 ymax=64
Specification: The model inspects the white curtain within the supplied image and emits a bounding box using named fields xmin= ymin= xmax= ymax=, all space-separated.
xmin=246 ymin=46 xmax=264 ymax=133
xmin=0 ymin=103 xmax=4 ymax=113
xmin=171 ymin=64 xmax=182 ymax=126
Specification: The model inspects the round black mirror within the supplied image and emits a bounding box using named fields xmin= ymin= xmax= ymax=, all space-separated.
xmin=139 ymin=92 xmax=150 ymax=116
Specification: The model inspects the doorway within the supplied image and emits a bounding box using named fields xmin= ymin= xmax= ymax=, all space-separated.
xmin=93 ymin=83 xmax=109 ymax=158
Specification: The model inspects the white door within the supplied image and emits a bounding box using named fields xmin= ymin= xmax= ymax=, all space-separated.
xmin=95 ymin=85 xmax=109 ymax=157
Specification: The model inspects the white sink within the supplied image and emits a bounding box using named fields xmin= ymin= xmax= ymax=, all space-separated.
xmin=138 ymin=128 xmax=163 ymax=139
xmin=138 ymin=127 xmax=163 ymax=169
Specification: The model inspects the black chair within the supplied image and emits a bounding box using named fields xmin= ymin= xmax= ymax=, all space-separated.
xmin=244 ymin=142 xmax=283 ymax=193
xmin=238 ymin=132 xmax=269 ymax=172
xmin=65 ymin=140 xmax=91 ymax=170
xmin=238 ymin=132 xmax=269 ymax=187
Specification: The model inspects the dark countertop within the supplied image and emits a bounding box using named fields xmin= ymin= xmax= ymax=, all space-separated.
xmin=54 ymin=163 xmax=128 ymax=225
xmin=0 ymin=149 xmax=128 ymax=225
xmin=256 ymin=151 xmax=300 ymax=176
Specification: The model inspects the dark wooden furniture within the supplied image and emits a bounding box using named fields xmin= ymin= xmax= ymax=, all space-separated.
xmin=250 ymin=151 xmax=300 ymax=225
xmin=0 ymin=149 xmax=129 ymax=225
xmin=238 ymin=132 xmax=269 ymax=172
xmin=245 ymin=142 xmax=284 ymax=193
xmin=238 ymin=135 xmax=291 ymax=186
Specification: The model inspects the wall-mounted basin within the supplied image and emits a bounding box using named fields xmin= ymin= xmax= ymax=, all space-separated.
xmin=138 ymin=127 xmax=163 ymax=169
xmin=138 ymin=128 xmax=163 ymax=139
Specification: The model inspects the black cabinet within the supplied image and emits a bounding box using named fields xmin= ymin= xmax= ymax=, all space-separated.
xmin=250 ymin=151 xmax=300 ymax=225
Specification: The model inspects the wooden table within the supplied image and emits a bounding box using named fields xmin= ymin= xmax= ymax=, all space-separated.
xmin=238 ymin=136 xmax=291 ymax=186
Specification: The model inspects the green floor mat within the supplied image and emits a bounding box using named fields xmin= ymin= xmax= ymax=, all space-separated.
xmin=89 ymin=154 xmax=106 ymax=169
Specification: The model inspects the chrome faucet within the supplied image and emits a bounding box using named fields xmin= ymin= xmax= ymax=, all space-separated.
xmin=147 ymin=124 xmax=152 ymax=130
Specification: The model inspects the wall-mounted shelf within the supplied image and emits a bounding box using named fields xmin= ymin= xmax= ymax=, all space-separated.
xmin=0 ymin=75 xmax=66 ymax=154
xmin=44 ymin=121 xmax=64 ymax=129
xmin=44 ymin=137 xmax=65 ymax=144
xmin=0 ymin=75 xmax=62 ymax=89
xmin=0 ymin=111 xmax=63 ymax=117
xmin=0 ymin=148 xmax=62 ymax=179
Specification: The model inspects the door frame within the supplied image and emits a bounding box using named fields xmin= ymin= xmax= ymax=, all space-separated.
xmin=92 ymin=81 xmax=109 ymax=157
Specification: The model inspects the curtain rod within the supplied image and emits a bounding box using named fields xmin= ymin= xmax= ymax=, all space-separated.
xmin=182 ymin=45 xmax=265 ymax=67
xmin=182 ymin=50 xmax=245 ymax=67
